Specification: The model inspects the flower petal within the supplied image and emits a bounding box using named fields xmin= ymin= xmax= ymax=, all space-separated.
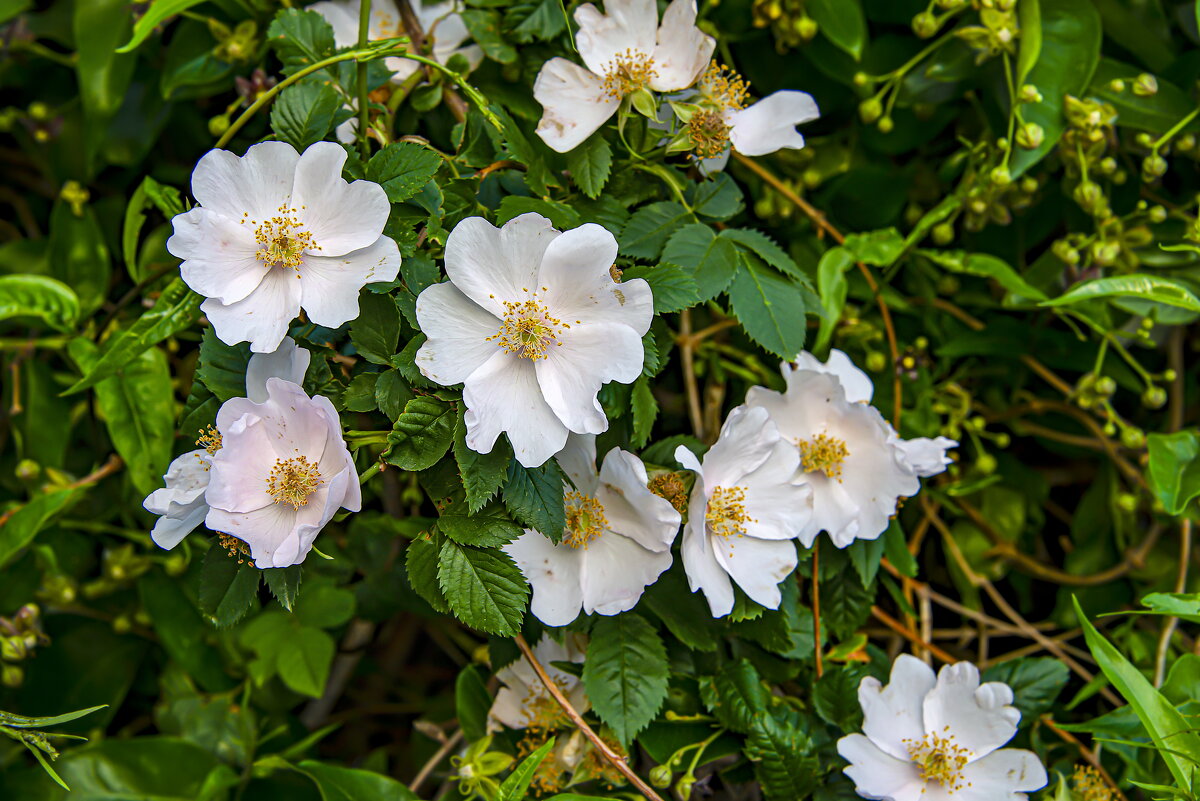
xmin=190 ymin=141 xmax=299 ymax=222
xmin=415 ymin=281 xmax=501 ymax=386
xmin=859 ymin=654 xmax=937 ymax=761
xmin=680 ymin=484 xmax=735 ymax=617
xmin=581 ymin=530 xmax=672 ymax=616
xmin=308 ymin=0 xmax=359 ymax=47
xmin=151 ymin=504 xmax=210 ymax=551
xmin=538 ymin=223 xmax=653 ymax=335
xmin=201 ymin=267 xmax=302 ymax=353
xmin=739 ymin=438 xmax=810 ymax=541
xmin=791 ymin=348 xmax=874 ymax=403
xmin=206 ymin=412 xmax=277 ymax=514
xmin=246 ymin=336 xmax=311 ymax=403
xmin=206 ymin=501 xmax=299 ymax=568
xmin=700 ymin=405 xmax=779 ymax=489
xmin=923 ymin=662 xmax=1020 ymax=760
xmin=534 ymin=58 xmax=620 ymax=153
xmin=557 ymin=433 xmax=600 ymax=496
xmin=650 ymin=0 xmax=715 ymax=91
xmin=299 ymin=235 xmax=401 ymax=328
xmin=597 ymin=448 xmax=680 ymax=552
xmin=712 ymin=534 xmax=797 ymax=610
xmin=293 ymin=142 xmax=392 ymax=256
xmin=463 ymin=351 xmax=569 ymax=468
xmin=893 ymin=435 xmax=958 ymax=477
xmin=170 ymin=208 xmax=269 ymax=305
xmin=958 ymin=748 xmax=1047 ymax=798
xmin=837 ymin=733 xmax=925 ymax=801
xmin=574 ymin=0 xmax=657 ymax=76
xmin=729 ymin=91 xmax=820 ymax=157
xmin=445 ymin=214 xmax=559 ymax=315
xmin=535 ymin=322 xmax=641 ymax=434
xmin=505 ymin=530 xmax=584 ymax=627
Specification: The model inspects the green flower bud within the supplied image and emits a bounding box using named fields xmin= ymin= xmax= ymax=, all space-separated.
xmin=1162 ymin=368 xmax=1178 ymax=382
xmin=852 ymin=72 xmax=870 ymax=88
xmin=1135 ymin=132 xmax=1154 ymax=148
xmin=1016 ymin=122 xmax=1044 ymax=149
xmin=859 ymin=97 xmax=883 ymax=124
xmin=912 ymin=11 xmax=939 ymax=38
xmin=932 ymin=222 xmax=955 ymax=245
xmin=676 ymin=775 xmax=696 ymax=801
xmin=1149 ymin=205 xmax=1168 ymax=223
xmin=1020 ymin=176 xmax=1038 ymax=194
xmin=877 ymin=116 xmax=894 ymax=134
xmin=208 ymin=115 xmax=231 ymax=137
xmin=976 ymin=453 xmax=997 ymax=475
xmin=1072 ymin=180 xmax=1109 ymax=217
xmin=1108 ymin=78 xmax=1126 ymax=93
xmin=1121 ymin=427 xmax=1146 ymax=449
xmin=1142 ymin=386 xmax=1168 ymax=409
xmin=28 ymin=101 xmax=50 ymax=120
xmin=1051 ymin=239 xmax=1080 ymax=264
xmin=1018 ymin=84 xmax=1042 ymax=104
xmin=990 ymin=166 xmax=1012 ymax=186
xmin=15 ymin=459 xmax=39 ymax=482
xmin=865 ymin=351 xmax=888 ymax=372
xmin=2 ymin=663 xmax=23 ymax=688
xmin=1116 ymin=493 xmax=1138 ymax=512
xmin=1133 ymin=73 xmax=1158 ymax=97
xmin=796 ymin=15 xmax=818 ymax=40
xmin=1143 ymin=154 xmax=1168 ymax=178
xmin=1094 ymin=376 xmax=1116 ymax=396
xmin=650 ymin=765 xmax=673 ymax=788
xmin=993 ymin=432 xmax=1011 ymax=448
xmin=1098 ymin=157 xmax=1117 ymax=175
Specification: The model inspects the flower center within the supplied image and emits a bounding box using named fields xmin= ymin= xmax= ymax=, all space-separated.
xmin=706 ymin=485 xmax=756 ymax=541
xmin=601 ymin=49 xmax=657 ymax=99
xmin=217 ymin=533 xmax=254 ymax=567
xmin=563 ymin=491 xmax=607 ymax=549
xmin=904 ymin=731 xmax=971 ymax=793
xmin=247 ymin=204 xmax=318 ymax=271
xmin=267 ymin=455 xmax=322 ymax=509
xmin=698 ymin=61 xmax=750 ymax=111
xmin=489 ymin=298 xmax=565 ymax=360
xmin=688 ymin=110 xmax=732 ymax=159
xmin=196 ymin=425 xmax=222 ymax=455
xmin=797 ymin=433 xmax=849 ymax=480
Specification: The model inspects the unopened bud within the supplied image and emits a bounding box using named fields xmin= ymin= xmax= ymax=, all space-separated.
xmin=976 ymin=453 xmax=997 ymax=475
xmin=675 ymin=775 xmax=696 ymax=801
xmin=1094 ymin=376 xmax=1116 ymax=396
xmin=1117 ymin=493 xmax=1138 ymax=512
xmin=990 ymin=166 xmax=1011 ymax=186
xmin=1149 ymin=205 xmax=1168 ymax=223
xmin=877 ymin=116 xmax=894 ymax=134
xmin=2 ymin=663 xmax=23 ymax=688
xmin=650 ymin=765 xmax=673 ymax=788
xmin=912 ymin=11 xmax=939 ymax=37
xmin=1133 ymin=74 xmax=1158 ymax=97
xmin=1052 ymin=239 xmax=1079 ymax=264
xmin=865 ymin=351 xmax=887 ymax=372
xmin=932 ymin=222 xmax=954 ymax=245
xmin=1142 ymin=154 xmax=1168 ymax=178
xmin=1142 ymin=386 xmax=1168 ymax=409
xmin=1121 ymin=427 xmax=1146 ymax=449
xmin=15 ymin=459 xmax=39 ymax=482
xmin=853 ymin=72 xmax=870 ymax=88
xmin=796 ymin=15 xmax=818 ymax=40
xmin=1018 ymin=84 xmax=1042 ymax=104
xmin=859 ymin=97 xmax=883 ymax=124
xmin=1108 ymin=79 xmax=1126 ymax=93
xmin=1016 ymin=122 xmax=1043 ymax=149
xmin=208 ymin=115 xmax=231 ymax=137
xmin=1073 ymin=181 xmax=1109 ymax=217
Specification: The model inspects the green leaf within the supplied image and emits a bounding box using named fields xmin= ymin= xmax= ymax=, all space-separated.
xmin=982 ymin=657 xmax=1069 ymax=719
xmin=620 ymin=202 xmax=691 ymax=260
xmin=295 ymin=583 xmax=356 ymax=629
xmin=807 ymin=0 xmax=866 ymax=59
xmin=1015 ymin=0 xmax=1041 ymax=86
xmin=1 ymin=704 xmax=106 ymax=729
xmin=813 ymin=665 xmax=866 ymax=731
xmin=117 ymin=0 xmax=207 ymax=52
xmin=582 ymin=613 xmax=670 ymax=746
xmin=814 ymin=247 xmax=851 ymax=352
xmin=728 ymin=255 xmax=810 ymax=359
xmin=0 ymin=275 xmax=80 ymax=332
xmin=351 ymin=292 xmax=401 ymax=364
xmin=455 ymin=664 xmax=493 ymax=743
xmin=621 ymin=264 xmax=700 ymax=314
xmin=509 ymin=0 xmax=568 ymax=42
xmin=263 ymin=566 xmax=304 ymax=612
xmin=437 ymin=540 xmax=529 ymax=636
xmin=820 ymin=563 xmax=874 ymax=640
xmin=278 ymin=627 xmax=336 ymax=697
xmin=271 ymin=81 xmax=341 ymax=151
xmin=0 ymin=488 xmax=78 ymax=571
xmin=367 ymin=143 xmax=444 ymax=204
xmin=688 ymin=174 xmax=744 ymax=222
xmin=630 ymin=375 xmax=658 ymax=449
xmin=721 ymin=228 xmax=807 ymax=281
xmin=455 ymin=407 xmax=513 ymax=513
xmin=56 ymin=738 xmax=224 ymax=801
xmin=644 ymin=568 xmax=720 ymax=652
xmin=496 ymin=196 xmax=582 ymax=230
xmin=662 ymin=224 xmax=740 ymax=302
xmin=566 ymin=136 xmax=613 ymax=200
xmin=698 ymin=659 xmax=771 ymax=733
xmin=407 ymin=536 xmax=450 ymax=613
xmin=1041 ymin=274 xmax=1200 ymax=312
xmin=268 ymin=9 xmax=337 ymax=74
xmin=438 ymin=506 xmax=522 ymax=547
xmin=48 ymin=200 xmax=111 ymax=316
xmin=65 ymin=278 xmax=202 ymax=394
xmin=1147 ymin=431 xmax=1200 ymax=515
xmin=922 ymin=250 xmax=1048 ymax=301
xmin=70 ymin=339 xmax=174 ymax=497
xmin=198 ymin=547 xmax=261 ymax=628
xmin=342 ymin=373 xmax=380 ymax=412
xmin=137 ymin=570 xmax=233 ymax=692
xmin=300 ymin=760 xmax=420 ymax=801
xmin=1074 ymin=596 xmax=1200 ymax=791
xmin=462 ymin=9 xmax=517 ymax=63
xmin=376 ymin=369 xmax=412 ymax=420
xmin=1087 ymin=58 xmax=1200 ymax=134
xmin=744 ymin=717 xmax=819 ymax=800
xmin=74 ymin=0 xmax=136 ymax=122
xmin=842 ymin=228 xmax=905 ymax=267
xmin=1091 ymin=0 xmax=1175 ymax=73
xmin=197 ymin=326 xmax=251 ymax=401
xmin=386 ymin=396 xmax=457 ymax=471
xmin=497 ymin=737 xmax=556 ymax=801
xmin=503 ymin=460 xmax=566 ymax=540
xmin=882 ymin=518 xmax=917 ymax=578
xmin=1009 ymin=0 xmax=1101 ymax=178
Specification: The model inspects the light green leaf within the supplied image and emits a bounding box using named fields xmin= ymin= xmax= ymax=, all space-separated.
xmin=922 ymin=250 xmax=1048 ymax=301
xmin=807 ymin=0 xmax=866 ymax=60
xmin=1147 ymin=431 xmax=1200 ymax=515
xmin=462 ymin=9 xmax=517 ymax=63
xmin=117 ymin=0 xmax=208 ymax=52
xmin=299 ymin=760 xmax=420 ymax=801
xmin=1040 ymin=274 xmax=1200 ymax=312
xmin=407 ymin=536 xmax=450 ymax=613
xmin=263 ymin=566 xmax=303 ymax=613
xmin=496 ymin=196 xmax=581 ymax=230
xmin=662 ymin=223 xmax=740 ymax=301
xmin=620 ymin=202 xmax=691 ymax=260
xmin=350 ymin=292 xmax=401 ymax=365
xmin=503 ymin=460 xmax=565 ymax=540
xmin=0 ymin=487 xmax=78 ymax=570
xmin=367 ymin=143 xmax=444 ymax=204
xmin=454 ymin=407 xmax=512 ymax=513
xmin=630 ymin=375 xmax=657 ymax=449
xmin=582 ymin=613 xmax=670 ymax=746
xmin=497 ymin=738 xmax=556 ymax=801
xmin=1015 ymin=0 xmax=1041 ymax=86
xmin=271 ymin=81 xmax=341 ymax=151
xmin=0 ymin=275 xmax=80 ymax=332
xmin=621 ymin=264 xmax=699 ymax=314
xmin=815 ymin=247 xmax=851 ymax=352
xmin=278 ymin=626 xmax=337 ymax=698
xmin=437 ymin=540 xmax=529 ymax=636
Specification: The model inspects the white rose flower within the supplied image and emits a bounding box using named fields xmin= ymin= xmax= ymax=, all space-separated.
xmin=143 ymin=337 xmax=312 ymax=550
xmin=505 ymin=434 xmax=681 ymax=626
xmin=533 ymin=0 xmax=715 ymax=153
xmin=837 ymin=654 xmax=1047 ymax=801
xmin=168 ymin=141 xmax=400 ymax=353
xmin=674 ymin=405 xmax=811 ymax=618
xmin=415 ymin=213 xmax=652 ymax=468
xmin=745 ymin=349 xmax=956 ymax=549
xmin=488 ymin=635 xmax=589 ymax=733
xmin=204 ymin=377 xmax=362 ymax=568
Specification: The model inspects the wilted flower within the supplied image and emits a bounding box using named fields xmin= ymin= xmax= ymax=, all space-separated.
xmin=168 ymin=141 xmax=400 ymax=353
xmin=534 ymin=0 xmax=715 ymax=152
xmin=489 ymin=635 xmax=589 ymax=733
xmin=675 ymin=405 xmax=811 ymax=618
xmin=415 ymin=213 xmax=652 ymax=468
xmin=506 ymin=434 xmax=681 ymax=626
xmin=837 ymin=654 xmax=1047 ymax=800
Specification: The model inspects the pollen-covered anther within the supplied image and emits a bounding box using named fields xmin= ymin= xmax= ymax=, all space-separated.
xmin=563 ymin=491 xmax=608 ymax=549
xmin=601 ymin=49 xmax=657 ymax=99
xmin=699 ymin=61 xmax=750 ymax=111
xmin=706 ymin=485 xmax=756 ymax=543
xmin=217 ymin=533 xmax=254 ymax=567
xmin=903 ymin=731 xmax=971 ymax=793
xmin=251 ymin=203 xmax=318 ymax=271
xmin=266 ymin=454 xmax=323 ymax=509
xmin=798 ymin=433 xmax=850 ymax=480
xmin=688 ymin=110 xmax=732 ymax=159
xmin=196 ymin=425 xmax=223 ymax=455
xmin=489 ymin=299 xmax=565 ymax=360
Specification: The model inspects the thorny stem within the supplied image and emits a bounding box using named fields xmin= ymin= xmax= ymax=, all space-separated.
xmin=513 ymin=634 xmax=666 ymax=801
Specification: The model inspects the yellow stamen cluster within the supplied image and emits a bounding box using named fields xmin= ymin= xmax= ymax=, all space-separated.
xmin=217 ymin=533 xmax=254 ymax=567
xmin=707 ymin=485 xmax=756 ymax=554
xmin=489 ymin=298 xmax=565 ymax=360
xmin=1071 ymin=765 xmax=1116 ymax=801
xmin=196 ymin=425 xmax=223 ymax=455
xmin=688 ymin=110 xmax=732 ymax=159
xmin=904 ymin=730 xmax=971 ymax=793
xmin=245 ymin=203 xmax=318 ymax=272
xmin=798 ymin=433 xmax=850 ymax=480
xmin=601 ymin=49 xmax=657 ymax=99
xmin=266 ymin=454 xmax=322 ymax=509
xmin=699 ymin=61 xmax=750 ymax=111
xmin=647 ymin=472 xmax=688 ymax=513
xmin=563 ymin=492 xmax=608 ymax=549
xmin=520 ymin=683 xmax=573 ymax=736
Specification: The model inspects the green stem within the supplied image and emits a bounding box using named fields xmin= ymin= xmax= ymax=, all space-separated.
xmin=1152 ymin=106 xmax=1200 ymax=152
xmin=393 ymin=52 xmax=503 ymax=131
xmin=357 ymin=0 xmax=373 ymax=160
xmin=358 ymin=462 xmax=382 ymax=484
xmin=633 ymin=162 xmax=690 ymax=209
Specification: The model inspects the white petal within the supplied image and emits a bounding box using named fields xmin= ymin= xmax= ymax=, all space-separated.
xmin=535 ymin=322 xmax=641 ymax=434
xmin=144 ymin=450 xmax=212 ymax=516
xmin=207 ymin=502 xmax=299 ymax=568
xmin=674 ymin=443 xmax=704 ymax=477
xmin=729 ymin=91 xmax=820 ymax=157
xmin=170 ymin=208 xmax=269 ymax=305
xmin=246 ymin=336 xmax=311 ymax=403
xmin=445 ymin=214 xmax=559 ymax=316
xmin=299 ymin=235 xmax=401 ymax=328
xmin=415 ymin=281 xmax=501 ymax=386
xmin=556 ymin=433 xmax=600 ymax=496
xmin=293 ymin=142 xmax=392 ymax=256
xmin=463 ymin=351 xmax=569 ymax=468
xmin=189 ymin=142 xmax=299 ymax=222
xmin=489 ymin=686 xmax=532 ymax=730
xmin=923 ymin=662 xmax=1020 ymax=760
xmin=700 ymin=405 xmax=779 ymax=489
xmin=837 ymin=733 xmax=925 ymax=801
xmin=201 ymin=267 xmax=302 ymax=353
xmin=538 ymin=223 xmax=653 ymax=335
xmin=894 ymin=436 xmax=957 ymax=477
xmin=859 ymin=654 xmax=937 ymax=761
xmin=596 ymin=448 xmax=680 ymax=552
xmin=533 ymin=58 xmax=620 ymax=153
xmin=150 ymin=504 xmax=209 ymax=551
xmin=712 ymin=535 xmax=796 ymax=610
xmin=680 ymin=484 xmax=735 ymax=617
xmin=206 ymin=412 xmax=277 ymax=514
xmin=574 ymin=0 xmax=656 ymax=76
xmin=791 ymin=348 xmax=874 ymax=403
xmin=581 ymin=531 xmax=672 ymax=616
xmin=958 ymin=749 xmax=1047 ymax=798
xmin=505 ymin=530 xmax=584 ymax=627
xmin=649 ymin=0 xmax=715 ymax=91
xmin=308 ymin=0 xmax=359 ymax=47
xmin=739 ymin=438 xmax=810 ymax=541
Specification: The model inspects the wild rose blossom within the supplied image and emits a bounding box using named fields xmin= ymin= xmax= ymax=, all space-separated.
xmin=488 ymin=635 xmax=589 ymax=732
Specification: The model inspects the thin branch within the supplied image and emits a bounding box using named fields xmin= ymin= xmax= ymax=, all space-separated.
xmin=1041 ymin=717 xmax=1129 ymax=801
xmin=870 ymin=605 xmax=957 ymax=663
xmin=1155 ymin=518 xmax=1192 ymax=687
xmin=409 ymin=728 xmax=463 ymax=793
